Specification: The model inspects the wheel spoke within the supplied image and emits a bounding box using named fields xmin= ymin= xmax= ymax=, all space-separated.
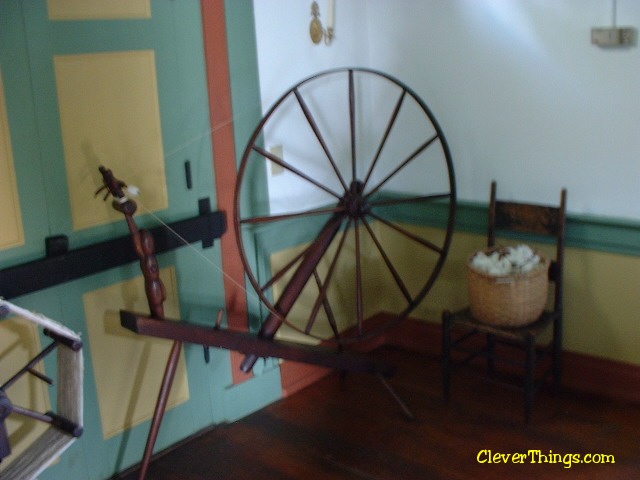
xmin=368 ymin=211 xmax=444 ymax=254
xmin=253 ymin=145 xmax=342 ymax=199
xmin=363 ymin=89 xmax=407 ymax=189
xmin=293 ymin=88 xmax=349 ymax=192
xmin=369 ymin=192 xmax=451 ymax=208
xmin=240 ymin=205 xmax=346 ymax=225
xmin=304 ymin=219 xmax=352 ymax=335
xmin=354 ymin=219 xmax=363 ymax=335
xmin=362 ymin=217 xmax=412 ymax=304
xmin=260 ymin=247 xmax=308 ymax=294
xmin=365 ymin=133 xmax=439 ymax=199
xmin=349 ymin=70 xmax=356 ymax=182
xmin=312 ymin=270 xmax=341 ymax=341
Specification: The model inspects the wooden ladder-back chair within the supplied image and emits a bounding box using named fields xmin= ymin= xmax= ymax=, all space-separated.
xmin=442 ymin=181 xmax=567 ymax=422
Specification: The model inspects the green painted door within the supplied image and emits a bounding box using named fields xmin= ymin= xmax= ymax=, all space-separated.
xmin=0 ymin=2 xmax=228 ymax=478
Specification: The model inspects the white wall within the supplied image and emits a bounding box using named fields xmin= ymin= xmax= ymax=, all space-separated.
xmin=253 ymin=0 xmax=640 ymax=220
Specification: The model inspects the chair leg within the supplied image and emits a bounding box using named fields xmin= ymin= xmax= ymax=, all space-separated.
xmin=552 ymin=315 xmax=563 ymax=394
xmin=442 ymin=310 xmax=452 ymax=401
xmin=524 ymin=335 xmax=535 ymax=424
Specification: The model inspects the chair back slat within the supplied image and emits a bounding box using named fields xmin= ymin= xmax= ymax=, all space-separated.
xmin=487 ymin=181 xmax=567 ymax=311
xmin=494 ymin=202 xmax=563 ymax=236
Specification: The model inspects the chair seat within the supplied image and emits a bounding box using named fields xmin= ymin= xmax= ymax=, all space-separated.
xmin=444 ymin=308 xmax=559 ymax=341
xmin=442 ymin=306 xmax=562 ymax=423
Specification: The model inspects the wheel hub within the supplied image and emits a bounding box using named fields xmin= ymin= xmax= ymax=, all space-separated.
xmin=343 ymin=180 xmax=370 ymax=218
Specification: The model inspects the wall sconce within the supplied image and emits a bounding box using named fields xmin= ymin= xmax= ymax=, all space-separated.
xmin=310 ymin=0 xmax=334 ymax=45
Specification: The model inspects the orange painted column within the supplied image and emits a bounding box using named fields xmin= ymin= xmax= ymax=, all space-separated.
xmin=200 ymin=0 xmax=252 ymax=384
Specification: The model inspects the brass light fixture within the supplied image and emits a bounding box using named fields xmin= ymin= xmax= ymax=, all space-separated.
xmin=310 ymin=1 xmax=334 ymax=45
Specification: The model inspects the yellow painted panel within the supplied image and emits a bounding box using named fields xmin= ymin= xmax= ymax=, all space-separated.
xmin=54 ymin=51 xmax=167 ymax=230
xmin=0 ymin=318 xmax=50 ymax=468
xmin=47 ymin=0 xmax=151 ymax=20
xmin=83 ymin=267 xmax=189 ymax=439
xmin=0 ymin=68 xmax=24 ymax=250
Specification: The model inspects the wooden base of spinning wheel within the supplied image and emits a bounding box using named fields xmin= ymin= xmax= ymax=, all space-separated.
xmin=120 ymin=310 xmax=396 ymax=378
xmin=120 ymin=309 xmax=416 ymax=479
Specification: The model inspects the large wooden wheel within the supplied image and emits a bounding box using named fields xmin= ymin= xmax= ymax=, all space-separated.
xmin=234 ymin=68 xmax=455 ymax=357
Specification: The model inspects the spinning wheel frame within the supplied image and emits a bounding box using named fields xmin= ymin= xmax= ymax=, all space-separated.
xmin=234 ymin=68 xmax=456 ymax=355
xmin=97 ymin=68 xmax=457 ymax=479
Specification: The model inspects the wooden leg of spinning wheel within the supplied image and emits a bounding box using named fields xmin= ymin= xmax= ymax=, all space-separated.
xmin=138 ymin=340 xmax=183 ymax=480
xmin=376 ymin=373 xmax=415 ymax=421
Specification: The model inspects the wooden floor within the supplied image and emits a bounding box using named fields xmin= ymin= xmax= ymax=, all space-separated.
xmin=116 ymin=346 xmax=639 ymax=480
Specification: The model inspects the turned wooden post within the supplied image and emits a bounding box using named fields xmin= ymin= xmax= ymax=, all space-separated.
xmin=97 ymin=166 xmax=181 ymax=480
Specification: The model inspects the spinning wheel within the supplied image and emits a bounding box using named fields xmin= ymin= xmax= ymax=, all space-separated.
xmin=99 ymin=68 xmax=456 ymax=479
xmin=235 ymin=68 xmax=456 ymax=369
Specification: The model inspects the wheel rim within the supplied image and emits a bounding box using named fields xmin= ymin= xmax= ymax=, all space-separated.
xmin=234 ymin=68 xmax=456 ymax=345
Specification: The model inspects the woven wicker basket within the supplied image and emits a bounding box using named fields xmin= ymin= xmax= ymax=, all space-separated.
xmin=467 ymin=248 xmax=549 ymax=327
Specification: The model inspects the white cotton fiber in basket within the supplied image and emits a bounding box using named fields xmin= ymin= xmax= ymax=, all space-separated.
xmin=470 ymin=244 xmax=541 ymax=275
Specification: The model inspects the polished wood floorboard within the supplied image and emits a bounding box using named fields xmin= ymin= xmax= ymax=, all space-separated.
xmin=116 ymin=346 xmax=639 ymax=479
